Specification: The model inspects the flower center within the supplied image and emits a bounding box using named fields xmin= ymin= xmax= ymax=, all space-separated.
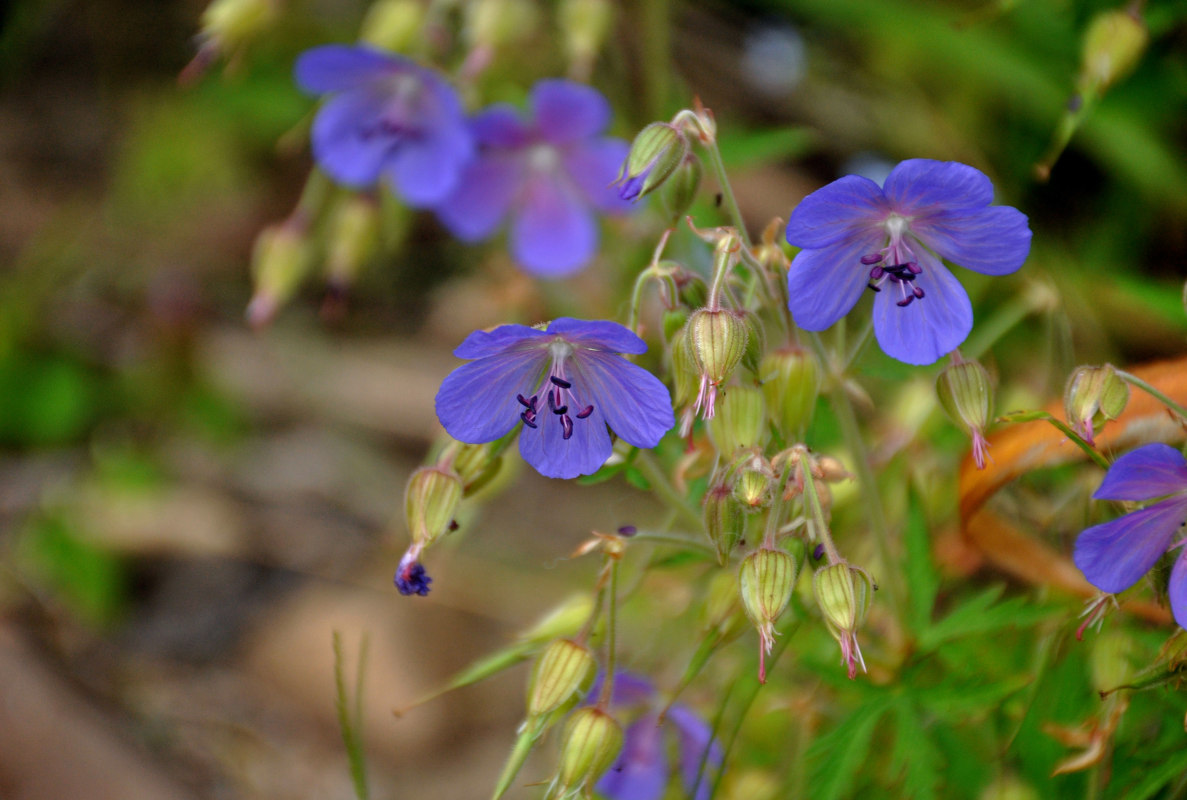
xmin=862 ymin=214 xmax=925 ymax=307
xmin=516 ymin=342 xmax=595 ymax=440
xmin=360 ymin=75 xmax=426 ymax=142
xmin=527 ymin=144 xmax=561 ymax=174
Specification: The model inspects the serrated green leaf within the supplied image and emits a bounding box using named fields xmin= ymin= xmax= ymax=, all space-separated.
xmin=889 ymin=698 xmax=943 ymax=800
xmin=904 ymin=492 xmax=939 ymax=636
xmin=918 ymin=586 xmax=1056 ymax=651
xmin=806 ymin=698 xmax=890 ymax=800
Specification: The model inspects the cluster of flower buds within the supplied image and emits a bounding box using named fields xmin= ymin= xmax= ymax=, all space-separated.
xmin=707 ymin=385 xmax=767 ymax=455
xmin=180 ymin=0 xmax=277 ymax=84
xmin=739 ymin=545 xmax=800 ymax=683
xmin=358 ymin=0 xmax=426 ymax=52
xmin=558 ymin=0 xmax=614 ymax=79
xmin=813 ymin=562 xmax=875 ymax=679
xmin=1078 ymin=7 xmax=1147 ymax=98
xmin=779 ymin=448 xmax=851 ymax=521
xmin=615 ymin=106 xmax=708 ymax=223
xmin=246 ymin=220 xmax=313 ymax=329
xmin=527 ymin=639 xmax=597 ymax=718
xmin=686 ymin=307 xmax=748 ymax=420
xmin=324 ymin=195 xmax=381 ymax=303
xmin=1064 ymin=364 xmax=1129 ymax=446
xmin=936 ymin=357 xmax=994 ymax=469
xmin=550 ymin=707 xmax=624 ymax=799
xmin=760 ymin=348 xmax=820 ymax=440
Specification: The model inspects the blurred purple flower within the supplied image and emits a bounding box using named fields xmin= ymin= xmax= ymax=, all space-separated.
xmin=785 ymin=159 xmax=1031 ymax=365
xmin=587 ymin=673 xmax=723 ymax=800
xmin=433 ymin=80 xmax=633 ymax=277
xmin=435 ymin=318 xmax=674 ymax=479
xmin=295 ymin=45 xmax=473 ymax=206
xmin=1074 ymin=442 xmax=1187 ymax=627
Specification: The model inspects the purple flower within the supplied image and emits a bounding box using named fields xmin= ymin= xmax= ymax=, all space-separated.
xmin=295 ymin=45 xmax=473 ymax=206
xmin=433 ymin=80 xmax=633 ymax=277
xmin=1074 ymin=443 xmax=1187 ymax=627
xmin=587 ymin=673 xmax=723 ymax=800
xmin=434 ymin=319 xmax=674 ymax=479
xmin=785 ymin=159 xmax=1032 ymax=365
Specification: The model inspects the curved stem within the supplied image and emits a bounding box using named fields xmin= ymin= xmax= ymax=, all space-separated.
xmin=634 ymin=451 xmax=703 ymax=531
xmin=702 ymin=138 xmax=751 ymax=247
xmin=598 ymin=557 xmax=620 ymax=708
xmin=799 ymin=457 xmax=843 ymax=564
xmin=1115 ymin=368 xmax=1187 ymax=423
xmin=806 ymin=332 xmax=905 ymax=622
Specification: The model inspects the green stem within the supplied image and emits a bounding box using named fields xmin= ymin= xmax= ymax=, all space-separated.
xmin=702 ymin=138 xmax=752 ymax=247
xmin=634 ymin=451 xmax=703 ymax=530
xmin=598 ymin=558 xmax=620 ymax=708
xmin=1115 ymin=368 xmax=1187 ymax=423
xmin=631 ymin=529 xmax=717 ymax=556
xmin=798 ymin=457 xmax=843 ymax=564
xmin=995 ymin=410 xmax=1111 ymax=471
xmin=806 ymin=332 xmax=905 ymax=622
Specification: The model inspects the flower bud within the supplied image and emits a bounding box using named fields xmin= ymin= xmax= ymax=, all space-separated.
xmin=707 ymin=386 xmax=767 ymax=454
xmin=703 ymin=483 xmax=745 ymax=565
xmin=813 ymin=563 xmax=874 ymax=678
xmin=675 ymin=270 xmax=708 ymax=310
xmin=1079 ymin=8 xmax=1147 ymax=94
xmin=559 ymin=0 xmax=614 ymax=77
xmin=615 ymin=123 xmax=690 ymax=202
xmin=464 ymin=0 xmax=539 ymax=49
xmin=440 ymin=439 xmax=503 ymax=496
xmin=360 ymin=0 xmax=425 ymax=51
xmin=669 ymin=327 xmax=699 ymax=409
xmin=246 ymin=222 xmax=312 ymax=328
xmin=687 ymin=309 xmax=748 ymax=418
xmin=739 ymin=311 xmax=766 ymax=375
xmin=404 ymin=466 xmax=463 ymax=548
xmin=701 ymin=570 xmax=747 ymax=641
xmin=739 ymin=547 xmax=799 ymax=680
xmin=517 ymin=594 xmax=596 ymax=645
xmin=1090 ymin=629 xmax=1133 ymax=694
xmin=759 ymin=348 xmax=820 ymax=438
xmin=1064 ymin=364 xmax=1129 ymax=445
xmin=326 ymin=195 xmax=380 ymax=291
xmin=527 ymin=639 xmax=596 ymax=718
xmin=733 ymin=467 xmax=773 ymax=512
xmin=199 ymin=0 xmax=276 ymax=52
xmin=556 ymin=708 xmax=623 ymax=795
xmin=936 ymin=359 xmax=993 ymax=469
xmin=659 ymin=153 xmax=702 ymax=225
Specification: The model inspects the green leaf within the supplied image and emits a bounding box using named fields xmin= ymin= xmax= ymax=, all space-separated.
xmin=1111 ymin=747 xmax=1187 ymax=800
xmin=806 ymin=697 xmax=890 ymax=800
xmin=889 ymin=698 xmax=943 ymax=800
xmin=904 ymin=492 xmax=939 ymax=637
xmin=917 ymin=586 xmax=1056 ymax=652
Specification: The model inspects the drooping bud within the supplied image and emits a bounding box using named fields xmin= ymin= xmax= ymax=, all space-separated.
xmin=733 ymin=467 xmax=773 ymax=512
xmin=701 ymin=570 xmax=747 ymax=642
xmin=517 ymin=595 xmax=597 ymax=645
xmin=658 ymin=153 xmax=703 ymax=225
xmin=615 ymin=122 xmax=690 ymax=202
xmin=555 ymin=708 xmax=624 ymax=797
xmin=739 ymin=547 xmax=799 ymax=682
xmin=1064 ymin=364 xmax=1129 ymax=446
xmin=1090 ymin=629 xmax=1134 ymax=695
xmin=707 ymin=385 xmax=767 ymax=454
xmin=559 ymin=0 xmax=614 ymax=80
xmin=1079 ymin=8 xmax=1147 ymax=95
xmin=703 ymin=483 xmax=745 ymax=565
xmin=360 ymin=0 xmax=425 ymax=51
xmin=464 ymin=0 xmax=539 ymax=50
xmin=936 ymin=359 xmax=994 ymax=469
xmin=326 ymin=194 xmax=380 ymax=294
xmin=405 ymin=466 xmax=463 ymax=549
xmin=687 ymin=309 xmax=748 ymax=419
xmin=759 ymin=348 xmax=820 ymax=438
xmin=675 ymin=270 xmax=708 ymax=310
xmin=246 ymin=221 xmax=312 ymax=328
xmin=739 ymin=311 xmax=766 ymax=375
xmin=527 ymin=639 xmax=596 ymax=718
xmin=813 ymin=563 xmax=874 ymax=679
xmin=181 ymin=0 xmax=277 ymax=83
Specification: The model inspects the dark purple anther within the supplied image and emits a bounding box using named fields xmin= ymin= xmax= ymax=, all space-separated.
xmin=907 ymin=262 xmax=922 ymax=274
xmin=869 ymin=265 xmax=884 ymax=280
xmin=517 ymin=394 xmax=531 ymax=408
xmin=520 ymin=411 xmax=538 ymax=428
xmin=897 ymin=296 xmax=914 ymax=307
xmin=561 ymin=415 xmax=574 ymax=439
xmin=550 ymin=376 xmax=572 ymax=389
xmin=575 ymin=405 xmax=594 ymax=419
xmin=617 ymin=525 xmax=638 ymax=536
xmin=395 ymin=562 xmax=432 ymax=596
xmin=913 ymin=286 xmax=925 ymax=299
xmin=860 ymin=253 xmax=884 ymax=265
xmin=813 ymin=543 xmax=825 ymax=560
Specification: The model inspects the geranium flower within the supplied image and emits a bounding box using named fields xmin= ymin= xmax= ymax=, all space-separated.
xmin=433 ymin=80 xmax=633 ymax=277
xmin=295 ymin=45 xmax=473 ymax=206
xmin=434 ymin=319 xmax=674 ymax=479
xmin=784 ymin=159 xmax=1032 ymax=365
xmin=586 ymin=673 xmax=723 ymax=800
xmin=1074 ymin=442 xmax=1187 ymax=628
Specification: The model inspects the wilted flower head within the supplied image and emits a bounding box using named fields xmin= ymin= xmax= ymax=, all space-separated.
xmin=435 ymin=319 xmax=674 ymax=479
xmin=295 ymin=45 xmax=473 ymax=205
xmin=586 ymin=672 xmax=723 ymax=800
xmin=433 ymin=80 xmax=633 ymax=276
xmin=1074 ymin=442 xmax=1187 ymax=627
xmin=785 ymin=159 xmax=1032 ymax=365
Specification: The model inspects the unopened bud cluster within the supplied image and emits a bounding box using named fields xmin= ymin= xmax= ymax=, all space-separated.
xmin=551 ymin=707 xmax=623 ymax=799
xmin=739 ymin=546 xmax=800 ymax=682
xmin=1064 ymin=364 xmax=1129 ymax=446
xmin=936 ymin=358 xmax=993 ymax=469
xmin=813 ymin=563 xmax=874 ymax=679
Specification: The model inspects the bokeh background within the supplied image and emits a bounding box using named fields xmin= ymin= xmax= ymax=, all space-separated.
xmin=2 ymin=0 xmax=1186 ymax=798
